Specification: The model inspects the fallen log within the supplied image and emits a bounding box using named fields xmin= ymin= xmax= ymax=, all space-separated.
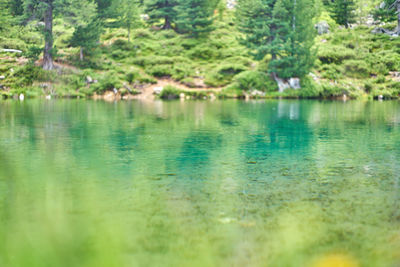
xmin=1 ymin=49 xmax=23 ymax=53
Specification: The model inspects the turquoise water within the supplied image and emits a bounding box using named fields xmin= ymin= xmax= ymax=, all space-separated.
xmin=1 ymin=99 xmax=400 ymax=266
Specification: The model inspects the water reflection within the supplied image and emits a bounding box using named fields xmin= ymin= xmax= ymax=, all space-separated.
xmin=0 ymin=99 xmax=400 ymax=266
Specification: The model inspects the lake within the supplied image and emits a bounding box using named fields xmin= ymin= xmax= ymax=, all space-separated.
xmin=1 ymin=99 xmax=400 ymax=266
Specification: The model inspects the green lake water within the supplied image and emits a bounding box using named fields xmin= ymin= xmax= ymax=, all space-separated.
xmin=1 ymin=99 xmax=400 ymax=266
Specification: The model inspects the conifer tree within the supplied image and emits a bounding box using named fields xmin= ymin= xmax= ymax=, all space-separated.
xmin=23 ymin=0 xmax=60 ymax=70
xmin=330 ymin=0 xmax=356 ymax=28
xmin=0 ymin=0 xmax=11 ymax=31
xmin=145 ymin=0 xmax=178 ymax=29
xmin=237 ymin=0 xmax=316 ymax=85
xmin=67 ymin=0 xmax=101 ymax=60
xmin=374 ymin=0 xmax=400 ymax=32
xmin=70 ymin=20 xmax=102 ymax=61
xmin=111 ymin=0 xmax=140 ymax=42
xmin=271 ymin=0 xmax=316 ymax=78
xmin=236 ymin=0 xmax=277 ymax=60
xmin=176 ymin=0 xmax=215 ymax=37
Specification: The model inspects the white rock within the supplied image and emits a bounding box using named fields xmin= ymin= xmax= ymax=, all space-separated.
xmin=251 ymin=90 xmax=266 ymax=97
xmin=289 ymin=78 xmax=301 ymax=90
xmin=0 ymin=76 xmax=5 ymax=80
xmin=153 ymin=86 xmax=163 ymax=95
xmin=315 ymin=21 xmax=330 ymax=35
xmin=275 ymin=77 xmax=291 ymax=92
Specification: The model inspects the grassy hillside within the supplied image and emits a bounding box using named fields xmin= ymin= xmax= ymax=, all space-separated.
xmin=0 ymin=12 xmax=399 ymax=100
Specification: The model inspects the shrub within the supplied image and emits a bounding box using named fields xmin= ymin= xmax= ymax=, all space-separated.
xmin=159 ymin=85 xmax=181 ymax=99
xmin=205 ymin=63 xmax=247 ymax=87
xmin=134 ymin=29 xmax=154 ymax=39
xmin=126 ymin=71 xmax=141 ymax=83
xmin=343 ymin=60 xmax=370 ymax=78
xmin=188 ymin=46 xmax=220 ymax=60
xmin=234 ymin=71 xmax=276 ymax=92
xmin=147 ymin=65 xmax=173 ymax=77
xmin=317 ymin=46 xmax=356 ymax=64
xmin=319 ymin=64 xmax=343 ymax=80
xmin=92 ymin=72 xmax=122 ymax=93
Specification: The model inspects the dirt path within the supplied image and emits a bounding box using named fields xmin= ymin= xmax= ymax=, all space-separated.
xmin=134 ymin=78 xmax=222 ymax=100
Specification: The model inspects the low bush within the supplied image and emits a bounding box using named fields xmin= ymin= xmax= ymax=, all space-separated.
xmin=343 ymin=60 xmax=370 ymax=78
xmin=159 ymin=85 xmax=181 ymax=99
xmin=317 ymin=45 xmax=356 ymax=64
xmin=233 ymin=71 xmax=276 ymax=92
xmin=146 ymin=65 xmax=173 ymax=77
xmin=205 ymin=63 xmax=247 ymax=87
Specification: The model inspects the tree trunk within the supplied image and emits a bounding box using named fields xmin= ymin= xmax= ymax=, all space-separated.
xmin=127 ymin=23 xmax=131 ymax=43
xmin=397 ymin=1 xmax=400 ymax=32
xmin=163 ymin=17 xmax=172 ymax=30
xmin=80 ymin=47 xmax=84 ymax=61
xmin=43 ymin=0 xmax=54 ymax=70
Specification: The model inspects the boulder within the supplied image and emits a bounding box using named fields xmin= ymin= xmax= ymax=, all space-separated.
xmin=153 ymin=86 xmax=163 ymax=95
xmin=315 ymin=21 xmax=330 ymax=35
xmin=0 ymin=76 xmax=5 ymax=80
xmin=250 ymin=90 xmax=266 ymax=97
xmin=227 ymin=0 xmax=237 ymax=9
xmin=275 ymin=77 xmax=291 ymax=92
xmin=289 ymin=78 xmax=301 ymax=90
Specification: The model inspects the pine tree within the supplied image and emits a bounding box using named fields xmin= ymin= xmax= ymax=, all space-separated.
xmin=0 ymin=0 xmax=11 ymax=31
xmin=70 ymin=20 xmax=102 ymax=61
xmin=23 ymin=0 xmax=60 ymax=70
xmin=10 ymin=0 xmax=24 ymax=16
xmin=330 ymin=0 xmax=356 ymax=28
xmin=111 ymin=0 xmax=140 ymax=42
xmin=67 ymin=0 xmax=101 ymax=60
xmin=374 ymin=0 xmax=400 ymax=32
xmin=236 ymin=0 xmax=316 ymax=86
xmin=236 ymin=0 xmax=277 ymax=60
xmin=145 ymin=0 xmax=178 ymax=29
xmin=270 ymin=0 xmax=316 ymax=78
xmin=176 ymin=0 xmax=215 ymax=37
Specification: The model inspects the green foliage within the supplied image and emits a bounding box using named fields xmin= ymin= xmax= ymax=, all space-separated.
xmin=110 ymin=0 xmax=141 ymax=41
xmin=205 ymin=63 xmax=247 ymax=87
xmin=373 ymin=0 xmax=398 ymax=23
xmin=343 ymin=60 xmax=370 ymax=78
xmin=24 ymin=45 xmax=43 ymax=64
xmin=317 ymin=45 xmax=356 ymax=64
xmin=0 ymin=0 xmax=12 ymax=31
xmin=92 ymin=72 xmax=123 ymax=92
xmin=175 ymin=0 xmax=215 ymax=37
xmin=145 ymin=0 xmax=178 ymax=29
xmin=159 ymin=85 xmax=181 ymax=99
xmin=70 ymin=20 xmax=103 ymax=59
xmin=147 ymin=65 xmax=173 ymax=77
xmin=12 ymin=65 xmax=49 ymax=86
xmin=329 ymin=0 xmax=356 ymax=27
xmin=233 ymin=71 xmax=277 ymax=91
xmin=237 ymin=0 xmax=316 ymax=80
